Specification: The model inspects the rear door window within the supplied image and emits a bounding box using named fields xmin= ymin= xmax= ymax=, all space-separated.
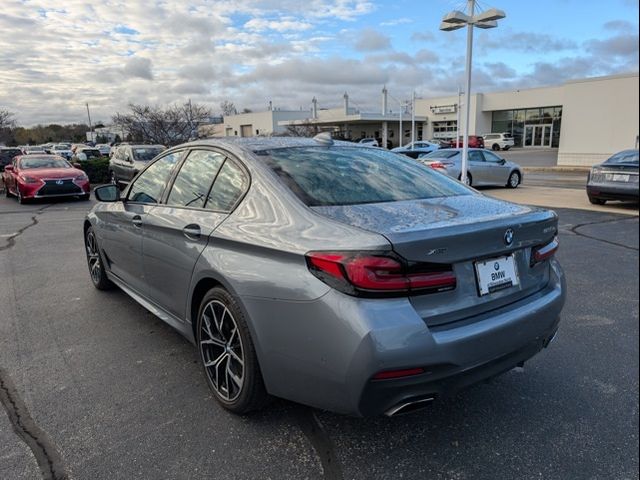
xmin=468 ymin=150 xmax=485 ymax=162
xmin=166 ymin=150 xmax=226 ymax=209
xmin=206 ymin=159 xmax=249 ymax=212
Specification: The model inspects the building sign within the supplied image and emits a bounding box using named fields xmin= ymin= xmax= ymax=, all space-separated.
xmin=430 ymin=104 xmax=457 ymax=114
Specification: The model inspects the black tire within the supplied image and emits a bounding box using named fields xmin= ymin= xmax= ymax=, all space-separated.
xmin=588 ymin=196 xmax=606 ymax=205
xmin=84 ymin=226 xmax=114 ymax=290
xmin=80 ymin=194 xmax=90 ymax=201
xmin=507 ymin=171 xmax=521 ymax=189
xmin=197 ymin=287 xmax=269 ymax=414
xmin=459 ymin=172 xmax=472 ymax=187
xmin=17 ymin=188 xmax=26 ymax=204
xmin=4 ymin=183 xmax=10 ymax=197
xmin=492 ymin=144 xmax=500 ymax=151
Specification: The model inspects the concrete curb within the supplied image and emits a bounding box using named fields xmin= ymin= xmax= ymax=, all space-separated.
xmin=522 ymin=166 xmax=591 ymax=173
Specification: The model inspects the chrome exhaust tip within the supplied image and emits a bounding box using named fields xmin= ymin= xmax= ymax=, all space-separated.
xmin=384 ymin=396 xmax=435 ymax=417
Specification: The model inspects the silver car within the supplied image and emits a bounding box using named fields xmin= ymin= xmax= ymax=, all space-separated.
xmin=84 ymin=136 xmax=565 ymax=416
xmin=419 ymin=148 xmax=522 ymax=188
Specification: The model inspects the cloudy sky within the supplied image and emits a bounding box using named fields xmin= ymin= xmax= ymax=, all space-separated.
xmin=0 ymin=0 xmax=638 ymax=126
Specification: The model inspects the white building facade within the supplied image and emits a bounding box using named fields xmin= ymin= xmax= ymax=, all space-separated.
xmin=418 ymin=73 xmax=639 ymax=166
xmin=207 ymin=72 xmax=638 ymax=166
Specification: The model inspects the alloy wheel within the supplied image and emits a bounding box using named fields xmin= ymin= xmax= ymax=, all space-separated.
xmin=85 ymin=230 xmax=102 ymax=285
xmin=509 ymin=172 xmax=520 ymax=188
xmin=200 ymin=300 xmax=245 ymax=402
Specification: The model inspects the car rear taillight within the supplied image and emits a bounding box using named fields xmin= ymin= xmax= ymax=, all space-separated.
xmin=372 ymin=368 xmax=425 ymax=380
xmin=428 ymin=161 xmax=453 ymax=170
xmin=306 ymin=251 xmax=456 ymax=297
xmin=531 ymin=237 xmax=559 ymax=265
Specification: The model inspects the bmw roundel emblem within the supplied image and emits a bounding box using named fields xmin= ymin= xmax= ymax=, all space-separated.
xmin=494 ymin=262 xmax=500 ymax=271
xmin=504 ymin=228 xmax=514 ymax=246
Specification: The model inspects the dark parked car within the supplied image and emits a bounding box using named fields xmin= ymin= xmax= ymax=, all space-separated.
xmin=586 ymin=149 xmax=639 ymax=204
xmin=85 ymin=135 xmax=565 ymax=417
xmin=1 ymin=147 xmax=22 ymax=170
xmin=108 ymin=144 xmax=165 ymax=187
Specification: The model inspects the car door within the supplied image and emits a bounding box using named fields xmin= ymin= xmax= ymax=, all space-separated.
xmin=5 ymin=158 xmax=18 ymax=193
xmin=467 ymin=150 xmax=487 ymax=185
xmin=481 ymin=150 xmax=510 ymax=185
xmin=97 ymin=150 xmax=183 ymax=292
xmin=142 ymin=149 xmax=249 ymax=318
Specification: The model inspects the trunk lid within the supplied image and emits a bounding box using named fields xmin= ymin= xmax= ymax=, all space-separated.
xmin=311 ymin=194 xmax=557 ymax=263
xmin=312 ymin=193 xmax=559 ymax=328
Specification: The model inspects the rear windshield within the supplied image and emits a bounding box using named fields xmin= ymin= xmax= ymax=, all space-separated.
xmin=606 ymin=150 xmax=639 ymax=164
xmin=423 ymin=150 xmax=459 ymax=159
xmin=260 ymin=146 xmax=470 ymax=207
xmin=133 ymin=147 xmax=164 ymax=161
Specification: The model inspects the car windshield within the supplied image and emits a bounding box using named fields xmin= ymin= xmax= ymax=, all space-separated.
xmin=423 ymin=150 xmax=459 ymax=159
xmin=605 ymin=150 xmax=639 ymax=164
xmin=133 ymin=147 xmax=163 ymax=161
xmin=20 ymin=157 xmax=71 ymax=169
xmin=260 ymin=146 xmax=470 ymax=207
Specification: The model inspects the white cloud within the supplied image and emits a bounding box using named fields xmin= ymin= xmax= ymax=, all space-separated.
xmin=0 ymin=1 xmax=637 ymax=126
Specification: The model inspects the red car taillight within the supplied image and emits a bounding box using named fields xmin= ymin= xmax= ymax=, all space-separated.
xmin=306 ymin=251 xmax=456 ymax=297
xmin=428 ymin=162 xmax=452 ymax=170
xmin=531 ymin=237 xmax=559 ymax=265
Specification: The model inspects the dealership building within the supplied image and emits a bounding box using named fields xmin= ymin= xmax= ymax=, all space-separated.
xmin=208 ymin=72 xmax=639 ymax=166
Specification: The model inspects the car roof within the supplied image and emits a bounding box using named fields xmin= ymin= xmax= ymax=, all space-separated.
xmin=181 ymin=136 xmax=356 ymax=153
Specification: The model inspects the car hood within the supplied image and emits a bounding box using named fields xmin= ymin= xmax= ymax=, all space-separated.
xmin=20 ymin=168 xmax=82 ymax=178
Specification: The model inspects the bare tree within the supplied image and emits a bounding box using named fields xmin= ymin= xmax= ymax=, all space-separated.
xmin=219 ymin=100 xmax=237 ymax=117
xmin=282 ymin=124 xmax=319 ymax=137
xmin=0 ymin=109 xmax=16 ymax=130
xmin=112 ymin=102 xmax=211 ymax=146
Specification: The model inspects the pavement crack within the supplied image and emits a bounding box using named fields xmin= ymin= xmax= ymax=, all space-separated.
xmin=0 ymin=205 xmax=52 ymax=252
xmin=294 ymin=408 xmax=343 ymax=480
xmin=0 ymin=367 xmax=70 ymax=480
xmin=567 ymin=216 xmax=639 ymax=251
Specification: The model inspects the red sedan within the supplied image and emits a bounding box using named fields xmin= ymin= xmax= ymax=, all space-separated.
xmin=3 ymin=155 xmax=90 ymax=204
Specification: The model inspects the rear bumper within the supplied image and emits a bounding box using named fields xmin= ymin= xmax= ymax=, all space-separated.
xmin=243 ymin=258 xmax=566 ymax=416
xmin=586 ymin=183 xmax=639 ymax=201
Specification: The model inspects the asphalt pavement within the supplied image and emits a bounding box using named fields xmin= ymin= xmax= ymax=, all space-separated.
xmin=0 ymin=185 xmax=638 ymax=480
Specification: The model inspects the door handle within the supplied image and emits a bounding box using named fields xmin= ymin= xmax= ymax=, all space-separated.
xmin=183 ymin=224 xmax=201 ymax=240
xmin=132 ymin=215 xmax=142 ymax=228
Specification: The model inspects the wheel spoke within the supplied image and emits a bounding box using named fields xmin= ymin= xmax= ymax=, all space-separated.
xmin=199 ymin=299 xmax=245 ymax=402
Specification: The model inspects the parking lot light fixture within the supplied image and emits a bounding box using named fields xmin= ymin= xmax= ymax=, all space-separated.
xmin=440 ymin=0 xmax=506 ymax=184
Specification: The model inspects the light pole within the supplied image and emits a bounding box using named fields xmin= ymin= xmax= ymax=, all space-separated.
xmin=440 ymin=1 xmax=505 ymax=184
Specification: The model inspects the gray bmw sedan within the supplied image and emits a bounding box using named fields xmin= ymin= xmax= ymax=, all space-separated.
xmin=84 ymin=135 xmax=565 ymax=417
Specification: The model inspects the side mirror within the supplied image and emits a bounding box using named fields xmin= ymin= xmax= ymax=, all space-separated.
xmin=4 ymin=165 xmax=13 ymax=172
xmin=499 ymin=158 xmax=506 ymax=164
xmin=94 ymin=184 xmax=121 ymax=202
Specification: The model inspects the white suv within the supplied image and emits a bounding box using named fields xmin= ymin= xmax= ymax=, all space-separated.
xmin=484 ymin=133 xmax=514 ymax=151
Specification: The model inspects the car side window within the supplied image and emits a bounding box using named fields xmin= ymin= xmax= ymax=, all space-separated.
xmin=205 ymin=159 xmax=249 ymax=212
xmin=128 ymin=151 xmax=182 ymax=204
xmin=468 ymin=151 xmax=484 ymax=162
xmin=482 ymin=151 xmax=503 ymax=163
xmin=166 ymin=150 xmax=226 ymax=209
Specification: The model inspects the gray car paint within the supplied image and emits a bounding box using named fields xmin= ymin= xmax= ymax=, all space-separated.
xmin=420 ymin=148 xmax=522 ymax=186
xmin=86 ymin=136 xmax=565 ymax=416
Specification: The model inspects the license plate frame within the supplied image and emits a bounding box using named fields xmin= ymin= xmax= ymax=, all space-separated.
xmin=474 ymin=255 xmax=520 ymax=296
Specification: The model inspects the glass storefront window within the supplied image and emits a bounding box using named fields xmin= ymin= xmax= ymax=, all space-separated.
xmin=492 ymin=106 xmax=562 ymax=147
